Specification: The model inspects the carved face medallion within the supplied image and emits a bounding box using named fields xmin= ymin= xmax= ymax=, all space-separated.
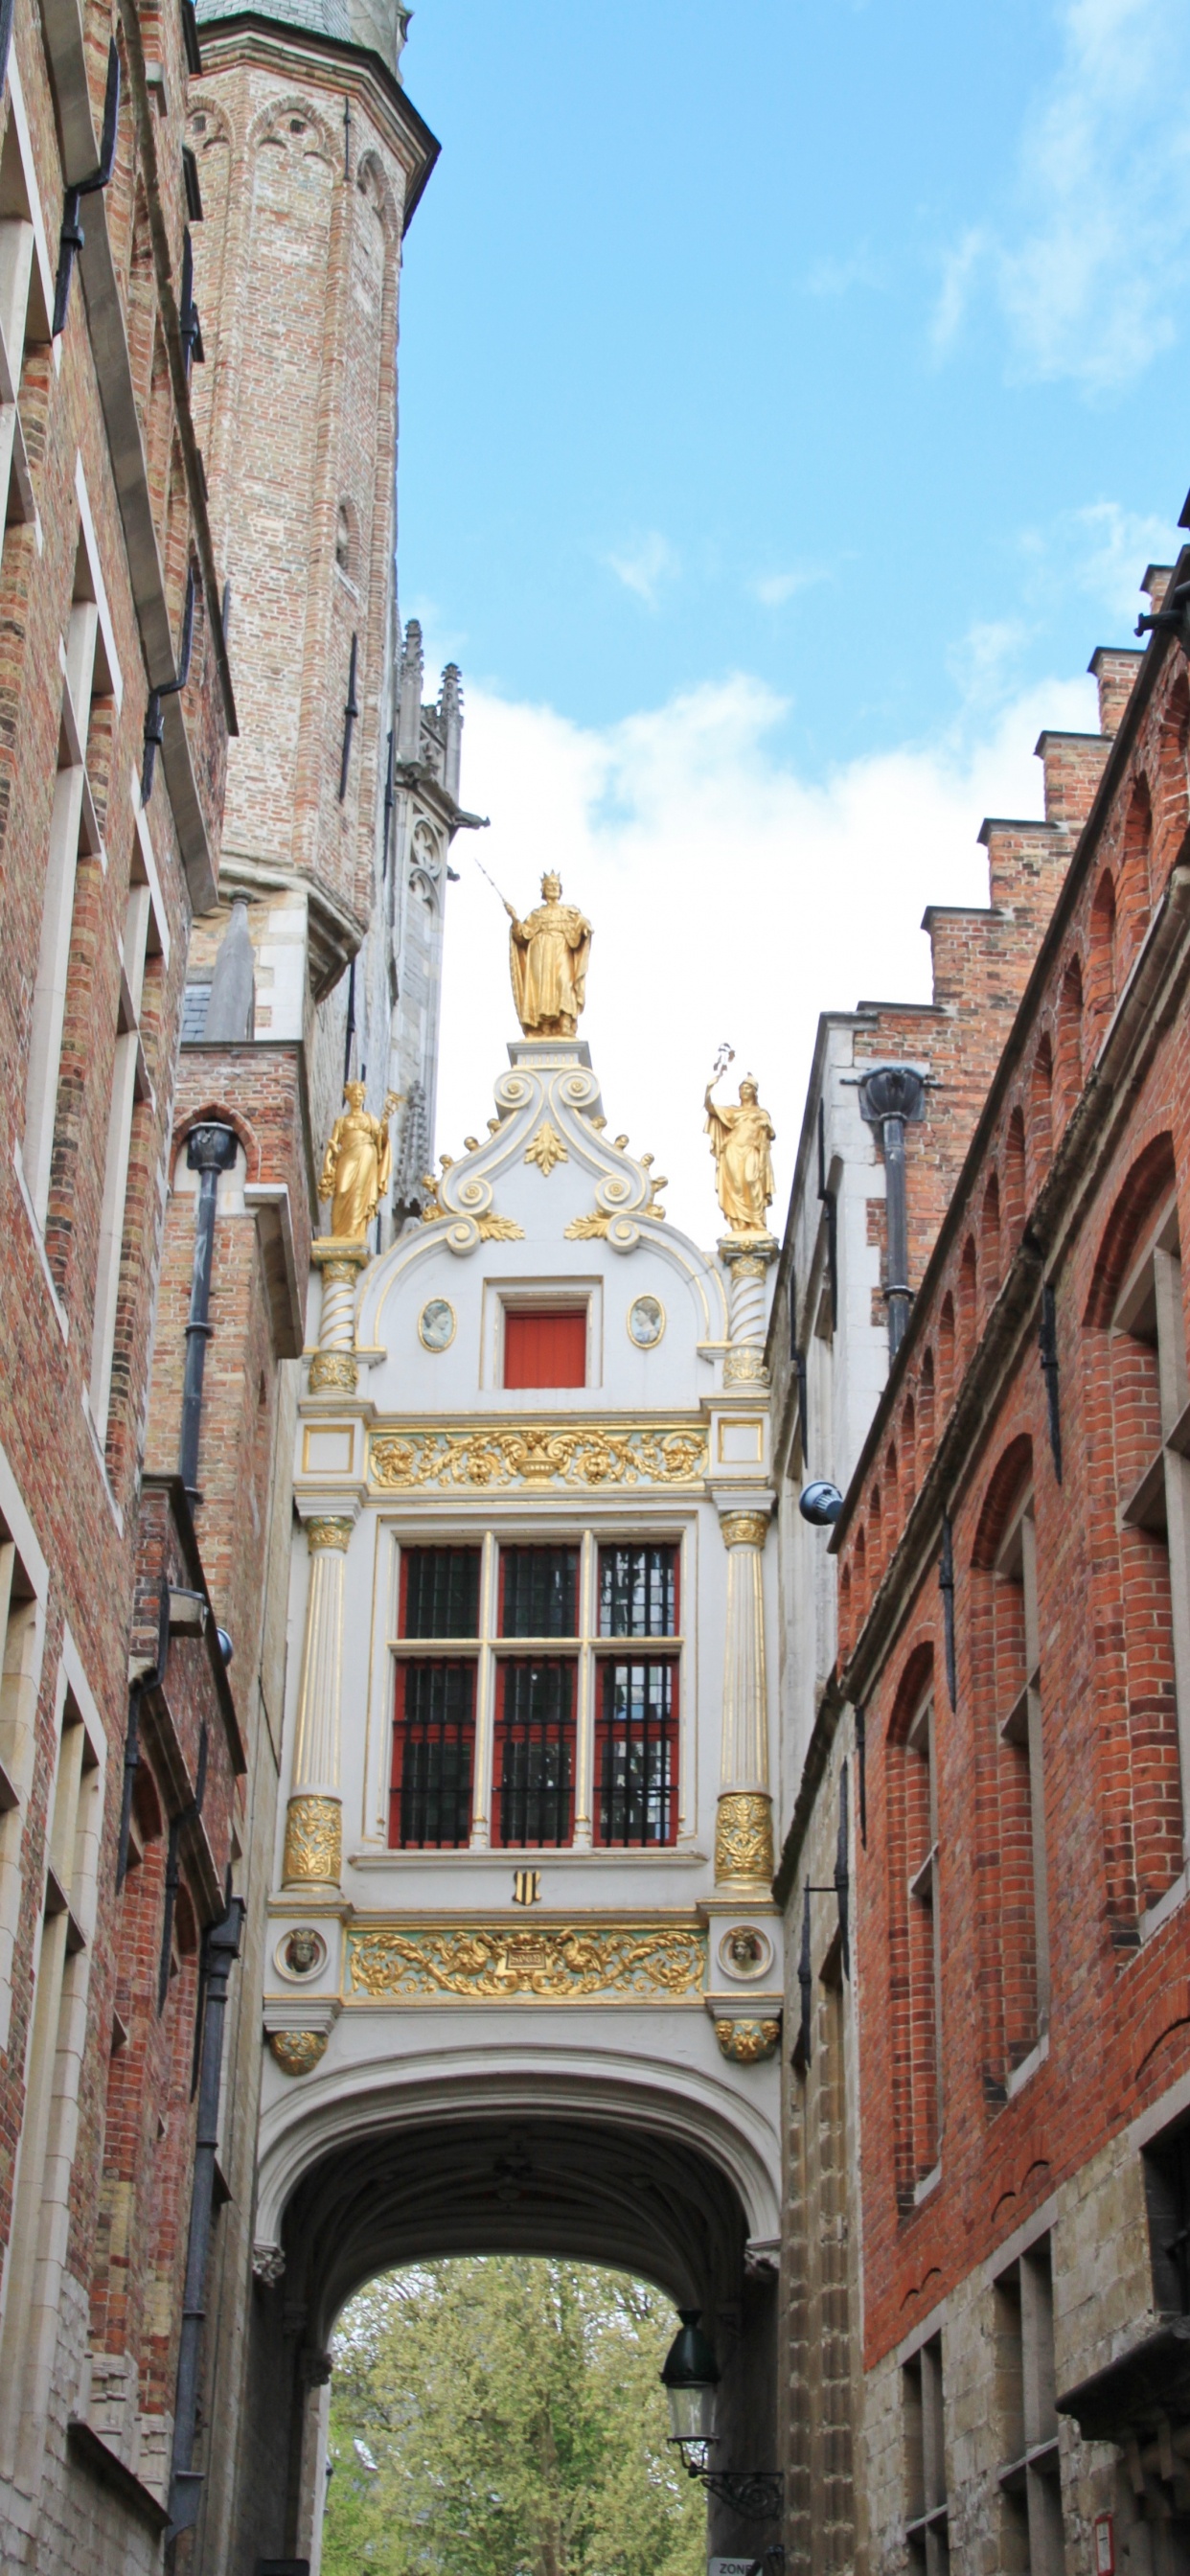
xmin=282 ymin=1927 xmax=325 ymax=1978
xmin=418 ymin=1298 xmax=456 ymax=1352
xmin=718 ymin=1924 xmax=771 ymax=1980
xmin=628 ymin=1295 xmax=664 ymax=1349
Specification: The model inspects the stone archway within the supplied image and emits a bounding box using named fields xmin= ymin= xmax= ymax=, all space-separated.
xmin=234 ymin=2075 xmax=780 ymax=2574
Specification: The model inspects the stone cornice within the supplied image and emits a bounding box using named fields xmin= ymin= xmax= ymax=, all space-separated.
xmin=195 ymin=12 xmax=441 ymax=223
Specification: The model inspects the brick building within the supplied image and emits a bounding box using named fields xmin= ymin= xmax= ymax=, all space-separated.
xmin=769 ymin=537 xmax=1190 ymax=2575
xmin=0 ymin=0 xmax=466 ymax=2555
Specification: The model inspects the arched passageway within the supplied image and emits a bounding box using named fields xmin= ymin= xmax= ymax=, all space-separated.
xmin=235 ymin=2096 xmax=779 ymax=2575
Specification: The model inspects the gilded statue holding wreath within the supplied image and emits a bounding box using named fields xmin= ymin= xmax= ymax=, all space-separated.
xmin=704 ymin=1070 xmax=776 ymax=1238
xmin=317 ymin=1083 xmax=402 ymax=1240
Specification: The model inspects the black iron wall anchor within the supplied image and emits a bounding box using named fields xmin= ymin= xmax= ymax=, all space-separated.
xmin=167 ymin=1893 xmax=244 ymax=2542
xmin=52 ymin=40 xmax=120 ymax=335
xmin=338 ymin=631 xmax=359 ymax=800
xmin=142 ymin=565 xmax=196 ymax=804
xmin=794 ymin=1761 xmax=851 ymax=2069
xmin=857 ymin=1065 xmax=927 ymax=1356
xmin=938 ymin=1511 xmax=957 ymax=1712
xmin=178 ymin=227 xmax=203 ymax=379
xmin=854 ymin=1704 xmax=867 ymax=1847
xmin=1039 ymin=1279 xmax=1063 ymax=1484
xmin=179 ymin=1122 xmax=238 ymax=1501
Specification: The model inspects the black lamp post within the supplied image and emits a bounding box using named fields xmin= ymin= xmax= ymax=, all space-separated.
xmin=659 ymin=2310 xmax=784 ymax=2525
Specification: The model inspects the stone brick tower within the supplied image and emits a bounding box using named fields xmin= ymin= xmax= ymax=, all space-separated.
xmin=183 ymin=0 xmax=467 ymax=1196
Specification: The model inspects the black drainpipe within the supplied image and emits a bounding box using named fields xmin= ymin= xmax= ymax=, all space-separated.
xmin=167 ymin=1894 xmax=244 ymax=2542
xmin=858 ymin=1067 xmax=926 ymax=1358
xmin=179 ymin=1125 xmax=238 ymax=1503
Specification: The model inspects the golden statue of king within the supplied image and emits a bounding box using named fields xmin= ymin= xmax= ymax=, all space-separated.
xmin=704 ymin=1073 xmax=776 ymax=1237
xmin=505 ymin=873 xmax=592 ymax=1036
xmin=317 ymin=1083 xmax=401 ymax=1240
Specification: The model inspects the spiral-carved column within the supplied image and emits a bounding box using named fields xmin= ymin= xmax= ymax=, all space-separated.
xmin=283 ymin=1514 xmax=356 ymax=1887
xmin=720 ymin=1236 xmax=777 ymax=1386
xmin=715 ymin=1508 xmax=774 ymax=1891
xmin=309 ymin=1242 xmax=369 ymax=1395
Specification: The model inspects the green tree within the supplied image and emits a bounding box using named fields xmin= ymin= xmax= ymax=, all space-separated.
xmin=321 ymin=2257 xmax=706 ymax=2576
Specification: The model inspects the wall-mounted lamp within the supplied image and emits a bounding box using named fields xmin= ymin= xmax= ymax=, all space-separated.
xmin=799 ymin=1481 xmax=843 ymax=1526
xmin=660 ymin=2311 xmax=784 ymax=2523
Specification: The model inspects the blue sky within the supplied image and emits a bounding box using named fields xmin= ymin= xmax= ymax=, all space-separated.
xmin=402 ymin=0 xmax=1190 ymax=1237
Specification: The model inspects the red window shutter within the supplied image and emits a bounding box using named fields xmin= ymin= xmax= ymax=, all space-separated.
xmin=504 ymin=1310 xmax=586 ymax=1389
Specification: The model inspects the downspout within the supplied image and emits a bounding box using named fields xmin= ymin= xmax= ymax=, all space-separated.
xmin=179 ymin=1123 xmax=238 ymax=1502
xmin=858 ymin=1067 xmax=927 ymax=1358
xmin=167 ymin=1894 xmax=245 ymax=2541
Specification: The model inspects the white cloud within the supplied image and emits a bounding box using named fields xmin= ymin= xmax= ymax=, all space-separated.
xmin=603 ymin=532 xmax=679 ymax=609
xmin=933 ymin=0 xmax=1190 ymax=389
xmin=805 ymin=243 xmax=886 ymax=299
xmin=748 ymin=567 xmax=828 ymax=609
xmin=1049 ymin=500 xmax=1179 ymax=623
xmin=931 ymin=228 xmax=988 ymax=354
xmin=947 ymin=617 xmax=1033 ymax=712
xmin=435 ymin=665 xmax=1096 ymax=1246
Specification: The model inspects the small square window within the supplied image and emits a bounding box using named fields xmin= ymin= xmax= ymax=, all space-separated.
xmin=504 ymin=1308 xmax=586 ymax=1389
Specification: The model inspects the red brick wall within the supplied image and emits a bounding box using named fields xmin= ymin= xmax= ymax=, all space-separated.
xmin=835 ymin=607 xmax=1190 ymax=2370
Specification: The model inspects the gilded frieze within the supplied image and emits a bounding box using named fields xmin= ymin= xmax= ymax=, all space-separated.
xmin=345 ymin=1920 xmax=707 ymax=2003
xmin=369 ymin=1423 xmax=708 ymax=1493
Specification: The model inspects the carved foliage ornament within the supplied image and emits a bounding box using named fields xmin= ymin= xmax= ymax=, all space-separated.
xmin=720 ymin=1511 xmax=771 ymax=1549
xmin=305 ymin=1517 xmax=354 ymax=1552
xmin=723 ymin=1348 xmax=767 ymax=1386
xmin=524 ymin=1119 xmax=568 ymax=1177
xmin=370 ymin=1425 xmax=708 ymax=1492
xmin=346 ymin=1921 xmax=707 ymax=2002
xmin=283 ymin=1794 xmax=342 ymax=1884
xmin=715 ymin=1792 xmax=775 ymax=1887
xmin=309 ymin=1350 xmax=357 ymax=1395
xmin=268 ymin=2030 xmax=329 ymax=2077
xmin=716 ymin=2018 xmax=782 ymax=2065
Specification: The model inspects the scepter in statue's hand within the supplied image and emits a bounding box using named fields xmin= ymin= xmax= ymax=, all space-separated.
xmin=705 ymin=1041 xmax=735 ymax=1101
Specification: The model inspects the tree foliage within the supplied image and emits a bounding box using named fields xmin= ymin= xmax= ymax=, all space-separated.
xmin=321 ymin=2256 xmax=707 ymax=2576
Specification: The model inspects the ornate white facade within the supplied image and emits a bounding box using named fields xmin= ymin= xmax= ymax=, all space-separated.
xmin=251 ymin=1030 xmax=785 ymax=2560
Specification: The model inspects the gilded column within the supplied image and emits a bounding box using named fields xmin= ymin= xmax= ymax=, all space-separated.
xmin=283 ymin=1515 xmax=355 ymax=1887
xmin=715 ymin=1508 xmax=774 ymax=1891
xmin=309 ymin=1242 xmax=369 ymax=1395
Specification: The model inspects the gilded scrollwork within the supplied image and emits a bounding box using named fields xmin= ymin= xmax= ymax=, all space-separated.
xmin=346 ymin=1920 xmax=706 ymax=2002
xmin=369 ymin=1424 xmax=708 ymax=1493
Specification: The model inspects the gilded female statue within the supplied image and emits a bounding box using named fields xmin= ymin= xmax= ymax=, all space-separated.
xmin=704 ymin=1073 xmax=776 ymax=1237
xmin=317 ymin=1083 xmax=401 ymax=1239
xmin=505 ymin=873 xmax=592 ymax=1036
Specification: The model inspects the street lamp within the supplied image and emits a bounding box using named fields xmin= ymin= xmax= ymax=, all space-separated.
xmin=659 ymin=2311 xmax=784 ymax=2525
